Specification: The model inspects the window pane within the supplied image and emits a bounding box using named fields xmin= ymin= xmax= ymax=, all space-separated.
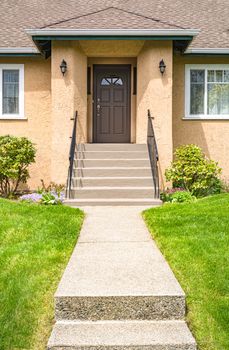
xmin=191 ymin=70 xmax=204 ymax=83
xmin=208 ymin=83 xmax=229 ymax=115
xmin=190 ymin=70 xmax=205 ymax=114
xmin=216 ymin=70 xmax=223 ymax=82
xmin=207 ymin=70 xmax=215 ymax=82
xmin=224 ymin=70 xmax=229 ymax=83
xmin=2 ymin=70 xmax=19 ymax=114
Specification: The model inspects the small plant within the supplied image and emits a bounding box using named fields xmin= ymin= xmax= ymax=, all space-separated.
xmin=0 ymin=135 xmax=36 ymax=197
xmin=161 ymin=188 xmax=195 ymax=203
xmin=20 ymin=180 xmax=65 ymax=205
xmin=165 ymin=144 xmax=222 ymax=197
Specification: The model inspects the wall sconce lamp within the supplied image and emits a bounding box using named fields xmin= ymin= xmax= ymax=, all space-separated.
xmin=159 ymin=59 xmax=166 ymax=75
xmin=60 ymin=59 xmax=67 ymax=76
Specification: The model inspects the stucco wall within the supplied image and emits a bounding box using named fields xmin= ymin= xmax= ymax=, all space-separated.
xmin=173 ymin=55 xmax=229 ymax=181
xmin=137 ymin=41 xmax=173 ymax=188
xmin=0 ymin=57 xmax=51 ymax=189
xmin=51 ymin=41 xmax=87 ymax=184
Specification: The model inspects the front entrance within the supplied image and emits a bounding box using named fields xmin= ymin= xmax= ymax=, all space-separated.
xmin=93 ymin=65 xmax=131 ymax=143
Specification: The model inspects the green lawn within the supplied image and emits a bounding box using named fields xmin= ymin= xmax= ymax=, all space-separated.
xmin=0 ymin=199 xmax=84 ymax=350
xmin=143 ymin=194 xmax=229 ymax=350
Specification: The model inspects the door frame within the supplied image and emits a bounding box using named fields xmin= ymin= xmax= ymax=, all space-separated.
xmin=93 ymin=64 xmax=131 ymax=143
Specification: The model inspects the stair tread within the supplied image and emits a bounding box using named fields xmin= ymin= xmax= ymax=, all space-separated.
xmin=72 ymin=177 xmax=153 ymax=179
xmin=70 ymin=186 xmax=155 ymax=190
xmin=48 ymin=320 xmax=196 ymax=349
xmin=65 ymin=198 xmax=161 ymax=202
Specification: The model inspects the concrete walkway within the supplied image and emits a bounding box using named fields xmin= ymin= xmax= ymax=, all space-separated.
xmin=48 ymin=207 xmax=196 ymax=349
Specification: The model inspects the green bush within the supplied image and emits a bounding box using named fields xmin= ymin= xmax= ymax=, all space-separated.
xmin=165 ymin=144 xmax=222 ymax=197
xmin=0 ymin=135 xmax=36 ymax=197
xmin=161 ymin=188 xmax=195 ymax=203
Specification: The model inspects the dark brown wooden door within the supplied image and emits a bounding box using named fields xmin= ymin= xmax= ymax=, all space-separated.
xmin=93 ymin=65 xmax=131 ymax=143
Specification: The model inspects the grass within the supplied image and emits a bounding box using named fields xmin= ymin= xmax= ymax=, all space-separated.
xmin=143 ymin=194 xmax=229 ymax=350
xmin=0 ymin=199 xmax=84 ymax=350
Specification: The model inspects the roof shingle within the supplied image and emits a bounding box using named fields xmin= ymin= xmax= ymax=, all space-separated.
xmin=0 ymin=0 xmax=228 ymax=49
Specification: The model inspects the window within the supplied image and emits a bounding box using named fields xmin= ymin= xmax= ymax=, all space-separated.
xmin=0 ymin=64 xmax=24 ymax=119
xmin=185 ymin=64 xmax=229 ymax=119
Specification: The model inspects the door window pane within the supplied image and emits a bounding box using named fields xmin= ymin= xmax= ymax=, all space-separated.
xmin=2 ymin=70 xmax=19 ymax=114
xmin=190 ymin=70 xmax=205 ymax=114
xmin=101 ymin=77 xmax=123 ymax=86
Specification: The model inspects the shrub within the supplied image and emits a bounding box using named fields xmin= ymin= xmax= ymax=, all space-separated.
xmin=0 ymin=136 xmax=36 ymax=197
xmin=161 ymin=188 xmax=195 ymax=203
xmin=165 ymin=144 xmax=222 ymax=197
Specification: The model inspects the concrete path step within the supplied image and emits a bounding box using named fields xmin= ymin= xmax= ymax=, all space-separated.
xmin=71 ymin=177 xmax=154 ymax=187
xmin=48 ymin=320 xmax=197 ymax=350
xmin=73 ymin=167 xmax=152 ymax=177
xmin=54 ymin=207 xmax=184 ymax=321
xmin=77 ymin=143 xmax=148 ymax=151
xmin=64 ymin=198 xmax=161 ymax=206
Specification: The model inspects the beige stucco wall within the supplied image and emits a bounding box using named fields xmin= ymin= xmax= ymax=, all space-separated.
xmin=0 ymin=57 xmax=51 ymax=189
xmin=51 ymin=41 xmax=87 ymax=184
xmin=173 ymin=54 xmax=229 ymax=181
xmin=137 ymin=41 xmax=173 ymax=187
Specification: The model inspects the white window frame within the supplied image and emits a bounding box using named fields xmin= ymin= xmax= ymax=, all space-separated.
xmin=0 ymin=64 xmax=24 ymax=119
xmin=185 ymin=64 xmax=229 ymax=120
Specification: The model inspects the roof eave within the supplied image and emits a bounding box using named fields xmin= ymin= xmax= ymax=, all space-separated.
xmin=25 ymin=28 xmax=200 ymax=37
xmin=185 ymin=48 xmax=229 ymax=55
xmin=0 ymin=47 xmax=40 ymax=56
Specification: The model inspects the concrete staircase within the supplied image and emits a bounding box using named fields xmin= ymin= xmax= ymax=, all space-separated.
xmin=47 ymin=206 xmax=197 ymax=350
xmin=64 ymin=143 xmax=161 ymax=206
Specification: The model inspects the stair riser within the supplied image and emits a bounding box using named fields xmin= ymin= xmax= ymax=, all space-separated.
xmin=69 ymin=188 xmax=155 ymax=199
xmin=72 ymin=178 xmax=154 ymax=187
xmin=77 ymin=144 xmax=148 ymax=151
xmin=74 ymin=159 xmax=150 ymax=167
xmin=64 ymin=199 xmax=161 ymax=206
xmin=75 ymin=152 xmax=149 ymax=159
xmin=73 ymin=168 xmax=152 ymax=177
xmin=55 ymin=296 xmax=185 ymax=321
xmin=49 ymin=345 xmax=196 ymax=350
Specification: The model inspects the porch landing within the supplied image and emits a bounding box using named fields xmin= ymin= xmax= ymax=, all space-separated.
xmin=47 ymin=206 xmax=196 ymax=349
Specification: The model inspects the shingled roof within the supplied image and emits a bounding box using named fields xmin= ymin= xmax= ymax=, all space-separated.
xmin=0 ymin=0 xmax=228 ymax=51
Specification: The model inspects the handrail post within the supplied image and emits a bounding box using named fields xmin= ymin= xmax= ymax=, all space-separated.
xmin=66 ymin=111 xmax=78 ymax=199
xmin=147 ymin=109 xmax=160 ymax=198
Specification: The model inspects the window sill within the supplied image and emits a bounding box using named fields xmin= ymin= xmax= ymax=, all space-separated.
xmin=0 ymin=116 xmax=27 ymax=120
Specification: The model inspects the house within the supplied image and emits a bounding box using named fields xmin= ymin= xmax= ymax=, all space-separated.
xmin=0 ymin=1 xmax=228 ymax=204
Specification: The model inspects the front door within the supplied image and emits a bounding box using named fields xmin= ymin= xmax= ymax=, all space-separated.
xmin=93 ymin=65 xmax=131 ymax=143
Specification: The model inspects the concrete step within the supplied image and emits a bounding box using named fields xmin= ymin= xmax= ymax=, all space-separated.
xmin=75 ymin=151 xmax=148 ymax=159
xmin=68 ymin=187 xmax=155 ymax=199
xmin=64 ymin=198 xmax=161 ymax=206
xmin=74 ymin=159 xmax=150 ymax=167
xmin=77 ymin=143 xmax=148 ymax=151
xmin=73 ymin=167 xmax=152 ymax=177
xmin=72 ymin=177 xmax=154 ymax=187
xmin=48 ymin=320 xmax=197 ymax=350
xmin=54 ymin=241 xmax=185 ymax=321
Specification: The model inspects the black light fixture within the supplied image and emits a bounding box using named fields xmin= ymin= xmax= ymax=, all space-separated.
xmin=60 ymin=59 xmax=67 ymax=76
xmin=159 ymin=59 xmax=166 ymax=75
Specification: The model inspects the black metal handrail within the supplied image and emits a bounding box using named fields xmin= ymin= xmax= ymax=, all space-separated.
xmin=66 ymin=111 xmax=78 ymax=198
xmin=147 ymin=109 xmax=160 ymax=198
